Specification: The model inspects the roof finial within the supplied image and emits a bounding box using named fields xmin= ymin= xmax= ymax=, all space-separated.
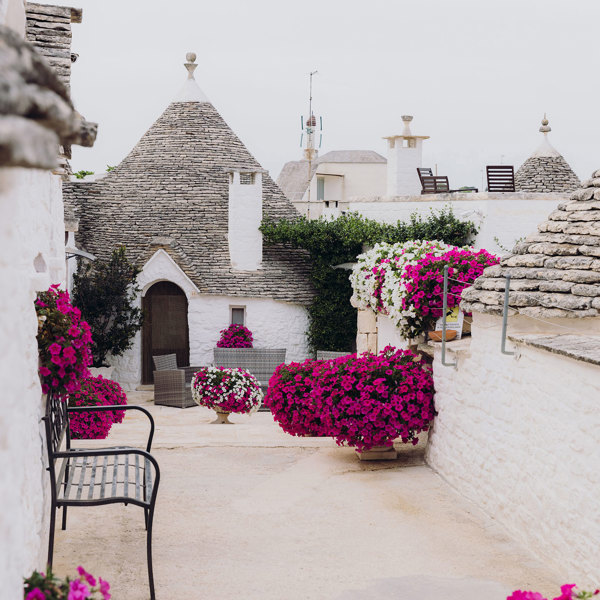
xmin=184 ymin=52 xmax=197 ymax=80
xmin=401 ymin=115 xmax=413 ymax=137
xmin=539 ymin=112 xmax=551 ymax=134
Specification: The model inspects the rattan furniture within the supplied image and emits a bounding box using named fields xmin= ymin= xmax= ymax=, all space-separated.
xmin=43 ymin=392 xmax=160 ymax=599
xmin=213 ymin=348 xmax=286 ymax=394
xmin=316 ymin=350 xmax=350 ymax=360
xmin=153 ymin=353 xmax=203 ymax=408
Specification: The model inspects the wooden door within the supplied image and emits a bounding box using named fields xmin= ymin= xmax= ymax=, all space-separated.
xmin=142 ymin=281 xmax=189 ymax=384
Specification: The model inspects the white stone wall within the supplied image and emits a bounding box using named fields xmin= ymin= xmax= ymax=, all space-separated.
xmin=386 ymin=138 xmax=424 ymax=196
xmin=0 ymin=166 xmax=66 ymax=597
xmin=426 ymin=312 xmax=600 ymax=584
xmin=348 ymin=192 xmax=567 ymax=253
xmin=228 ymin=171 xmax=263 ymax=271
xmin=110 ymin=249 xmax=310 ymax=388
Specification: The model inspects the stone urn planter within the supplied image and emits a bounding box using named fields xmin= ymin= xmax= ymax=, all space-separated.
xmin=355 ymin=445 xmax=398 ymax=461
xmin=212 ymin=410 xmax=232 ymax=425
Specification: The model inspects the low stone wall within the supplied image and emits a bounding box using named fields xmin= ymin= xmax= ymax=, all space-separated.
xmin=426 ymin=312 xmax=600 ymax=584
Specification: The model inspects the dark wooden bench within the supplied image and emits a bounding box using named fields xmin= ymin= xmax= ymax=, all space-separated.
xmin=43 ymin=392 xmax=160 ymax=599
xmin=417 ymin=168 xmax=478 ymax=194
xmin=486 ymin=165 xmax=515 ymax=192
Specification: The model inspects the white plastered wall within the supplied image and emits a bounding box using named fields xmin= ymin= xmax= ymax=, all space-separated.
xmin=426 ymin=312 xmax=600 ymax=584
xmin=0 ymin=165 xmax=66 ymax=596
xmin=110 ymin=249 xmax=310 ymax=389
xmin=348 ymin=192 xmax=566 ymax=253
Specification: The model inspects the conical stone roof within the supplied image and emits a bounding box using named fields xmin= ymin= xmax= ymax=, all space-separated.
xmin=462 ymin=170 xmax=600 ymax=318
xmin=64 ymin=56 xmax=313 ymax=305
xmin=514 ymin=115 xmax=580 ymax=193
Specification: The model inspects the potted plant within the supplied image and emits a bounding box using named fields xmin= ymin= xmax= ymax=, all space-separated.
xmin=191 ymin=366 xmax=262 ymax=423
xmin=265 ymin=359 xmax=323 ymax=436
xmin=216 ymin=324 xmax=253 ymax=348
xmin=36 ymin=285 xmax=93 ymax=398
xmin=24 ymin=566 xmax=111 ymax=599
xmin=71 ymin=246 xmax=143 ymax=377
xmin=68 ymin=375 xmax=128 ymax=439
xmin=508 ymin=584 xmax=599 ymax=600
xmin=267 ymin=347 xmax=435 ymax=459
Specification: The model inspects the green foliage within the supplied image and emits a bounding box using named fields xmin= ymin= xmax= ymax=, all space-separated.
xmin=72 ymin=247 xmax=143 ymax=367
xmin=260 ymin=207 xmax=478 ymax=353
xmin=73 ymin=170 xmax=94 ymax=179
xmin=106 ymin=165 xmax=116 ymax=172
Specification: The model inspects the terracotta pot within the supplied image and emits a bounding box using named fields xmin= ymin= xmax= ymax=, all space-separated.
xmin=427 ymin=330 xmax=457 ymax=342
xmin=211 ymin=410 xmax=232 ymax=424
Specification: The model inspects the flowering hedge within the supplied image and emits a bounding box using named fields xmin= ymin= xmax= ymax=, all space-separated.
xmin=399 ymin=247 xmax=499 ymax=338
xmin=24 ymin=565 xmax=111 ymax=599
xmin=68 ymin=375 xmax=127 ymax=439
xmin=216 ymin=324 xmax=253 ymax=348
xmin=192 ymin=367 xmax=262 ymax=413
xmin=350 ymin=241 xmax=499 ymax=339
xmin=36 ymin=285 xmax=93 ymax=397
xmin=265 ymin=346 xmax=435 ymax=451
xmin=508 ymin=584 xmax=599 ymax=600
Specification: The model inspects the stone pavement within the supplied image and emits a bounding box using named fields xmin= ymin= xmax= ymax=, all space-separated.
xmin=52 ymin=392 xmax=559 ymax=600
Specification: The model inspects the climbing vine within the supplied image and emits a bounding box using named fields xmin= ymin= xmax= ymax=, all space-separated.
xmin=260 ymin=207 xmax=478 ymax=353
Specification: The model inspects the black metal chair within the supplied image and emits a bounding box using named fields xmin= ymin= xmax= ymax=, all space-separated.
xmin=43 ymin=393 xmax=160 ymax=599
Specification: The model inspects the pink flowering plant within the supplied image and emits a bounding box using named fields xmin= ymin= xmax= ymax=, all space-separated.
xmin=266 ymin=346 xmax=435 ymax=451
xmin=508 ymin=584 xmax=599 ymax=600
xmin=36 ymin=285 xmax=93 ymax=398
xmin=216 ymin=324 xmax=253 ymax=348
xmin=264 ymin=359 xmax=323 ymax=436
xmin=24 ymin=566 xmax=111 ymax=599
xmin=68 ymin=375 xmax=127 ymax=439
xmin=398 ymin=247 xmax=499 ymax=338
xmin=191 ymin=366 xmax=262 ymax=413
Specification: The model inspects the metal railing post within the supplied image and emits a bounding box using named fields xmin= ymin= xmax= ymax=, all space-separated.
xmin=441 ymin=265 xmax=457 ymax=367
xmin=501 ymin=274 xmax=515 ymax=356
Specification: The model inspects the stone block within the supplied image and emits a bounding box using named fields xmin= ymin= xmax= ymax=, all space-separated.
xmin=562 ymin=270 xmax=600 ymax=284
xmin=357 ymin=308 xmax=377 ymax=334
xmin=528 ymin=243 xmax=579 ymax=256
xmin=571 ymin=284 xmax=600 ymax=297
xmin=356 ymin=333 xmax=368 ymax=354
xmin=503 ymin=254 xmax=546 ymax=268
xmin=366 ymin=333 xmax=378 ymax=354
xmin=538 ymin=280 xmax=573 ymax=293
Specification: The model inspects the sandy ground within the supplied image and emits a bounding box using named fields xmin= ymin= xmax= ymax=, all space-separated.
xmin=52 ymin=392 xmax=559 ymax=600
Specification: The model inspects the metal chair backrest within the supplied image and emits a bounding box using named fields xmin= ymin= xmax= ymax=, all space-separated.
xmin=153 ymin=354 xmax=178 ymax=371
xmin=486 ymin=165 xmax=515 ymax=192
xmin=213 ymin=348 xmax=286 ymax=387
xmin=421 ymin=175 xmax=450 ymax=194
xmin=316 ymin=350 xmax=350 ymax=360
xmin=43 ymin=393 xmax=69 ymax=497
xmin=417 ymin=167 xmax=433 ymax=185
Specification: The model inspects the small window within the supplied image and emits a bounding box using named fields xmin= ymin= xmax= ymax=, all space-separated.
xmin=240 ymin=173 xmax=255 ymax=185
xmin=231 ymin=307 xmax=245 ymax=325
xmin=317 ymin=176 xmax=325 ymax=201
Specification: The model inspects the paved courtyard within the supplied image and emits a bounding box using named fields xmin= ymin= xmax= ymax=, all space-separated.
xmin=52 ymin=392 xmax=559 ymax=600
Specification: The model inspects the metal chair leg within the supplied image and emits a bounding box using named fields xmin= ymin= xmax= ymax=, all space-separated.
xmin=48 ymin=503 xmax=56 ymax=568
xmin=144 ymin=508 xmax=148 ymax=530
xmin=147 ymin=506 xmax=156 ymax=600
xmin=61 ymin=506 xmax=68 ymax=530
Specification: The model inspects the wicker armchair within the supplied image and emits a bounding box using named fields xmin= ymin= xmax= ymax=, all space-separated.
xmin=153 ymin=354 xmax=203 ymax=409
xmin=212 ymin=348 xmax=286 ymax=394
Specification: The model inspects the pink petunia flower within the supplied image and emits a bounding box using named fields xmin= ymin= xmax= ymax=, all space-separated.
xmin=25 ymin=588 xmax=46 ymax=600
xmin=77 ymin=566 xmax=96 ymax=587
xmin=68 ymin=579 xmax=90 ymax=600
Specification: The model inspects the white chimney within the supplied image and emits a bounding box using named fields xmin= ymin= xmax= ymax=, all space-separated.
xmin=227 ymin=170 xmax=263 ymax=271
xmin=384 ymin=115 xmax=430 ymax=196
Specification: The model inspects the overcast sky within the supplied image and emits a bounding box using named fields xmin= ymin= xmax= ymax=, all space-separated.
xmin=70 ymin=0 xmax=599 ymax=190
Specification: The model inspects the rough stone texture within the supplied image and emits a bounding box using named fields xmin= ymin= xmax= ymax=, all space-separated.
xmin=515 ymin=155 xmax=580 ymax=193
xmin=463 ymin=170 xmax=600 ymax=318
xmin=50 ymin=392 xmax=560 ymax=599
xmin=357 ymin=308 xmax=377 ymax=334
xmin=426 ymin=315 xmax=600 ymax=585
xmin=64 ymin=100 xmax=313 ymax=305
xmin=0 ymin=166 xmax=65 ymax=598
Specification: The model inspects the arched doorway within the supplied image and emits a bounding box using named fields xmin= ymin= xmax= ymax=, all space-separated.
xmin=142 ymin=281 xmax=189 ymax=384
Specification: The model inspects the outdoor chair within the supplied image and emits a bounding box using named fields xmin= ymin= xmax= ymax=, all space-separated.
xmin=316 ymin=350 xmax=351 ymax=360
xmin=153 ymin=353 xmax=203 ymax=408
xmin=418 ymin=168 xmax=478 ymax=194
xmin=486 ymin=165 xmax=515 ymax=192
xmin=43 ymin=392 xmax=160 ymax=599
xmin=213 ymin=348 xmax=286 ymax=401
